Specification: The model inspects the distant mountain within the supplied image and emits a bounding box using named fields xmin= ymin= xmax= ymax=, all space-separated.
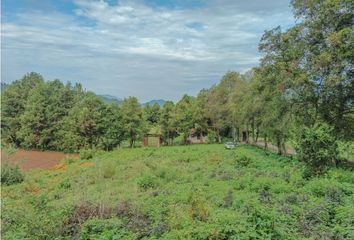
xmin=97 ymin=94 xmax=123 ymax=104
xmin=142 ymin=99 xmax=166 ymax=107
xmin=95 ymin=94 xmax=166 ymax=107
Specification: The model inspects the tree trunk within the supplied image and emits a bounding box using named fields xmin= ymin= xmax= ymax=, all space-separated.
xmin=277 ymin=137 xmax=282 ymax=155
xmin=264 ymin=134 xmax=268 ymax=150
xmin=246 ymin=124 xmax=249 ymax=144
xmin=282 ymin=142 xmax=286 ymax=156
xmin=236 ymin=128 xmax=240 ymax=142
xmin=251 ymin=118 xmax=255 ymax=143
xmin=216 ymin=129 xmax=221 ymax=143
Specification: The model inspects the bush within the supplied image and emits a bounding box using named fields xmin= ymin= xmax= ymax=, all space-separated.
xmin=80 ymin=149 xmax=96 ymax=160
xmin=235 ymin=155 xmax=251 ymax=167
xmin=188 ymin=190 xmax=210 ymax=221
xmin=294 ymin=123 xmax=338 ymax=177
xmin=137 ymin=175 xmax=158 ymax=190
xmin=206 ymin=131 xmax=217 ymax=144
xmin=1 ymin=164 xmax=24 ymax=185
xmin=102 ymin=164 xmax=116 ymax=179
xmin=2 ymin=143 xmax=17 ymax=155
xmin=79 ymin=218 xmax=136 ymax=239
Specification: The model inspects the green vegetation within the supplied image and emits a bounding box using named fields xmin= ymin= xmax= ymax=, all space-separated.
xmin=2 ymin=145 xmax=353 ymax=239
xmin=1 ymin=1 xmax=353 ymax=238
xmin=1 ymin=164 xmax=24 ymax=186
xmin=1 ymin=0 xmax=354 ymax=174
xmin=295 ymin=123 xmax=340 ymax=177
xmin=1 ymin=1 xmax=352 ymax=176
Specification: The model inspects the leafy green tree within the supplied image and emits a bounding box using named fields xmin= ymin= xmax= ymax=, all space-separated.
xmin=206 ymin=72 xmax=241 ymax=142
xmin=172 ymin=95 xmax=196 ymax=144
xmin=159 ymin=101 xmax=177 ymax=145
xmin=143 ymin=103 xmax=161 ymax=126
xmin=294 ymin=123 xmax=339 ymax=177
xmin=57 ymin=93 xmax=106 ymax=151
xmin=290 ymin=0 xmax=354 ymax=139
xmin=100 ymin=103 xmax=124 ymax=150
xmin=121 ymin=97 xmax=146 ymax=148
xmin=1 ymin=72 xmax=44 ymax=146
xmin=17 ymin=80 xmax=75 ymax=149
xmin=194 ymin=90 xmax=210 ymax=139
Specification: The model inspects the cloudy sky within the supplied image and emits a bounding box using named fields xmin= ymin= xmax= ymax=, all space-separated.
xmin=2 ymin=0 xmax=294 ymax=102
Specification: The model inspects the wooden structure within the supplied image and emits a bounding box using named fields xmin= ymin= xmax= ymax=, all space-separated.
xmin=142 ymin=127 xmax=162 ymax=147
xmin=187 ymin=128 xmax=207 ymax=144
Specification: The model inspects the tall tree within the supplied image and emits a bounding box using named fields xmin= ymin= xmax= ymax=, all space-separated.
xmin=17 ymin=80 xmax=74 ymax=149
xmin=159 ymin=101 xmax=177 ymax=145
xmin=173 ymin=95 xmax=196 ymax=144
xmin=57 ymin=93 xmax=106 ymax=151
xmin=291 ymin=0 xmax=354 ymax=139
xmin=206 ymin=72 xmax=240 ymax=142
xmin=143 ymin=103 xmax=161 ymax=126
xmin=121 ymin=97 xmax=146 ymax=148
xmin=1 ymin=72 xmax=44 ymax=146
xmin=100 ymin=103 xmax=125 ymax=151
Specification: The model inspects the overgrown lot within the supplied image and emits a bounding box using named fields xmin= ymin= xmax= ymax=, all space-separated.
xmin=2 ymin=144 xmax=354 ymax=239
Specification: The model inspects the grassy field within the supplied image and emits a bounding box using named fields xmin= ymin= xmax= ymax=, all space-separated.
xmin=2 ymin=144 xmax=354 ymax=239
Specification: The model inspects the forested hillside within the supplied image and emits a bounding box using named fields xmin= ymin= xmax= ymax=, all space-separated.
xmin=1 ymin=0 xmax=353 ymax=174
xmin=1 ymin=1 xmax=354 ymax=239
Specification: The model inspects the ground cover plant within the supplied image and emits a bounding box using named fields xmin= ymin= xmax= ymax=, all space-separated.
xmin=2 ymin=144 xmax=353 ymax=239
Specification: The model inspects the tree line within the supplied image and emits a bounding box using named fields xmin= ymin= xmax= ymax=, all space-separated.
xmin=1 ymin=0 xmax=353 ymax=173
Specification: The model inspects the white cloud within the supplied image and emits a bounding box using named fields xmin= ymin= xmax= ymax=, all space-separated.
xmin=2 ymin=0 xmax=294 ymax=101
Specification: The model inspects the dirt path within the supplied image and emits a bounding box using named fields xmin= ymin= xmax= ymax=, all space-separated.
xmin=1 ymin=150 xmax=78 ymax=171
xmin=252 ymin=141 xmax=296 ymax=156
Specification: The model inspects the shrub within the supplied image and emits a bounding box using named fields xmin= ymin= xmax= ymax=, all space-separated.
xmin=294 ymin=123 xmax=338 ymax=177
xmin=137 ymin=175 xmax=158 ymax=190
xmin=79 ymin=218 xmax=136 ymax=239
xmin=62 ymin=203 xmax=114 ymax=237
xmin=188 ymin=190 xmax=210 ymax=221
xmin=29 ymin=193 xmax=48 ymax=210
xmin=206 ymin=131 xmax=217 ymax=144
xmin=101 ymin=163 xmax=116 ymax=179
xmin=325 ymin=186 xmax=344 ymax=205
xmin=235 ymin=155 xmax=251 ymax=167
xmin=1 ymin=164 xmax=24 ymax=185
xmin=126 ymin=211 xmax=152 ymax=238
xmin=259 ymin=185 xmax=272 ymax=203
xmin=80 ymin=149 xmax=96 ymax=160
xmin=116 ymin=201 xmax=131 ymax=216
xmin=299 ymin=204 xmax=331 ymax=238
xmin=59 ymin=179 xmax=71 ymax=189
xmin=2 ymin=143 xmax=17 ymax=155
xmin=222 ymin=190 xmax=233 ymax=208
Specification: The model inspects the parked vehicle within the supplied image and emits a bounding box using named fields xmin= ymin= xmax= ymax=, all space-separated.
xmin=224 ymin=142 xmax=237 ymax=149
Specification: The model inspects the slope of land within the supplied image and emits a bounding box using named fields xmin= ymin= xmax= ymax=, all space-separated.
xmin=2 ymin=145 xmax=354 ymax=239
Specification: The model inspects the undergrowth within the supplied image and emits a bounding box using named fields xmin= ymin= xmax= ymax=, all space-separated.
xmin=2 ymin=144 xmax=354 ymax=239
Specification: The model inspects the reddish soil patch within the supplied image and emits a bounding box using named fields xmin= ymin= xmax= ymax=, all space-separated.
xmin=1 ymin=150 xmax=78 ymax=171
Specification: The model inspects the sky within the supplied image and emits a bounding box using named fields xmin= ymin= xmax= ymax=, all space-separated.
xmin=2 ymin=0 xmax=294 ymax=102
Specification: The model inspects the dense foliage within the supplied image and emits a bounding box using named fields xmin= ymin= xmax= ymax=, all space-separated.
xmin=1 ymin=0 xmax=353 ymax=168
xmin=2 ymin=145 xmax=353 ymax=239
xmin=1 ymin=73 xmax=146 ymax=151
xmin=1 ymin=164 xmax=24 ymax=186
xmin=295 ymin=123 xmax=340 ymax=177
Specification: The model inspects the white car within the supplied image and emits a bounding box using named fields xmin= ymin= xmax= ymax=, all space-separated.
xmin=224 ymin=142 xmax=237 ymax=149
